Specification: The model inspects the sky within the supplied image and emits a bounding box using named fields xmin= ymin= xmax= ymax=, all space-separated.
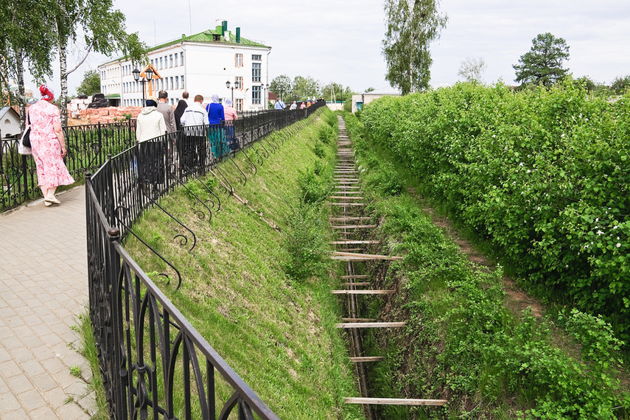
xmin=27 ymin=0 xmax=630 ymax=96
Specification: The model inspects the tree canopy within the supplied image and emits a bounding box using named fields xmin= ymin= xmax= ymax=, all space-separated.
xmin=610 ymin=75 xmax=630 ymax=95
xmin=513 ymin=32 xmax=570 ymax=87
xmin=458 ymin=57 xmax=486 ymax=83
xmin=382 ymin=0 xmax=447 ymax=94
xmin=321 ymin=83 xmax=353 ymax=102
xmin=269 ymin=75 xmax=292 ymax=100
xmin=76 ymin=70 xmax=101 ymax=96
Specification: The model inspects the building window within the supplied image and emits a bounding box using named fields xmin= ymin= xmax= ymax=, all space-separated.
xmin=181 ymin=75 xmax=184 ymax=89
xmin=236 ymin=76 xmax=243 ymax=90
xmin=236 ymin=98 xmax=243 ymax=112
xmin=174 ymin=54 xmax=178 ymax=67
xmin=180 ymin=52 xmax=184 ymax=66
xmin=252 ymin=85 xmax=261 ymax=104
xmin=159 ymin=57 xmax=162 ymax=69
xmin=252 ymin=54 xmax=262 ymax=61
xmin=169 ymin=54 xmax=173 ymax=68
xmin=235 ymin=53 xmax=243 ymax=67
xmin=252 ymin=62 xmax=261 ymax=82
xmin=175 ymin=76 xmax=179 ymax=89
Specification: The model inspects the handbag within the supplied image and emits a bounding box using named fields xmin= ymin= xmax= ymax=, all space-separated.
xmin=21 ymin=111 xmax=31 ymax=148
xmin=18 ymin=112 xmax=32 ymax=155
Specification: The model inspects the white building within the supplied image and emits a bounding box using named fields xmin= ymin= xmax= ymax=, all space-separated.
xmin=0 ymin=107 xmax=21 ymax=139
xmin=351 ymin=93 xmax=401 ymax=113
xmin=98 ymin=21 xmax=271 ymax=112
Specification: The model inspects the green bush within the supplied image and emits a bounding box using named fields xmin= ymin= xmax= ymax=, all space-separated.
xmin=284 ymin=202 xmax=328 ymax=281
xmin=359 ymin=82 xmax=630 ymax=340
xmin=345 ymin=113 xmax=629 ymax=417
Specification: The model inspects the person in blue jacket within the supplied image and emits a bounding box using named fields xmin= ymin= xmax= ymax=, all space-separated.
xmin=206 ymin=95 xmax=226 ymax=159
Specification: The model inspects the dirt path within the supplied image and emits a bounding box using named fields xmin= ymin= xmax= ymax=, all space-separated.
xmin=406 ymin=187 xmax=545 ymax=319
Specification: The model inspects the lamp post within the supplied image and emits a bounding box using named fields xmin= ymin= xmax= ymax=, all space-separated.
xmin=225 ymin=79 xmax=241 ymax=104
xmin=133 ymin=67 xmax=154 ymax=105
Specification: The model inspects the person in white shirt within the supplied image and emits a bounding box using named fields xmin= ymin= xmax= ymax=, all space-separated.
xmin=136 ymin=99 xmax=166 ymax=142
xmin=179 ymin=95 xmax=209 ymax=172
xmin=289 ymin=101 xmax=297 ymax=111
xmin=135 ymin=99 xmax=167 ymax=184
xmin=180 ymin=94 xmax=209 ymax=126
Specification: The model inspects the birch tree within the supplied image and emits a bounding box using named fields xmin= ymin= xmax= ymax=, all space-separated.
xmin=383 ymin=0 xmax=447 ymax=94
xmin=51 ymin=0 xmax=146 ymax=124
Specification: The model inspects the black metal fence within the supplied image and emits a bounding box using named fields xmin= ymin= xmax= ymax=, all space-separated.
xmin=0 ymin=120 xmax=137 ymax=212
xmin=86 ymin=102 xmax=325 ymax=419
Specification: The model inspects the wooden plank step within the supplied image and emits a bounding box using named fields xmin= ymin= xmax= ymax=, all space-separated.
xmin=344 ymin=397 xmax=447 ymax=406
xmin=331 ymin=225 xmax=376 ymax=229
xmin=341 ymin=317 xmax=376 ymax=322
xmin=350 ymin=356 xmax=384 ymax=363
xmin=330 ymin=217 xmax=371 ymax=222
xmin=330 ymin=240 xmax=379 ymax=245
xmin=336 ymin=322 xmax=406 ymax=328
xmin=341 ymin=282 xmax=371 ymax=286
xmin=330 ymin=196 xmax=364 ymax=200
xmin=335 ymin=186 xmax=361 ymax=189
xmin=332 ymin=252 xmax=403 ymax=261
xmin=331 ymin=290 xmax=395 ymax=295
xmin=330 ymin=203 xmax=366 ymax=207
xmin=340 ymin=275 xmax=369 ymax=279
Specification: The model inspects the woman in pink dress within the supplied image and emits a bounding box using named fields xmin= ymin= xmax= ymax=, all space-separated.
xmin=29 ymin=85 xmax=74 ymax=206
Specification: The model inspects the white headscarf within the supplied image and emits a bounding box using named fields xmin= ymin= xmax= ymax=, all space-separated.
xmin=224 ymin=99 xmax=232 ymax=106
xmin=211 ymin=94 xmax=220 ymax=103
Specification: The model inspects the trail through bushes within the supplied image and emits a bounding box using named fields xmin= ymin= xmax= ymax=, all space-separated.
xmin=360 ymin=82 xmax=629 ymax=340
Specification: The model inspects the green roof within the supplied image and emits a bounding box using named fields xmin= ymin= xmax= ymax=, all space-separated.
xmin=148 ymin=26 xmax=269 ymax=53
xmin=105 ymin=94 xmax=121 ymax=98
xmin=103 ymin=26 xmax=269 ymax=65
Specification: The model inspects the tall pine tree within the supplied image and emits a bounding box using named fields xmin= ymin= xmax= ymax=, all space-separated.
xmin=513 ymin=33 xmax=570 ymax=87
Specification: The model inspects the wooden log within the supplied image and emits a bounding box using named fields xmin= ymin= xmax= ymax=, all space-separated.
xmin=336 ymin=322 xmax=406 ymax=328
xmin=329 ymin=217 xmax=371 ymax=221
xmin=330 ymin=203 xmax=366 ymax=207
xmin=341 ymin=282 xmax=370 ymax=286
xmin=332 ymin=251 xmax=403 ymax=261
xmin=330 ymin=196 xmax=364 ymax=200
xmin=330 ymin=240 xmax=379 ymax=245
xmin=344 ymin=397 xmax=447 ymax=406
xmin=331 ymin=290 xmax=395 ymax=295
xmin=341 ymin=317 xmax=376 ymax=322
xmin=350 ymin=356 xmax=384 ymax=363
xmin=340 ymin=275 xmax=369 ymax=279
xmin=331 ymin=225 xmax=376 ymax=229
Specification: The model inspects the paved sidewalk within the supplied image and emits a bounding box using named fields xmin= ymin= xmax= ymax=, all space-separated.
xmin=0 ymin=187 xmax=95 ymax=419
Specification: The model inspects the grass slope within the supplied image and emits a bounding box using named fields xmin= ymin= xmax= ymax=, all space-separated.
xmin=124 ymin=110 xmax=363 ymax=419
xmin=344 ymin=113 xmax=629 ymax=419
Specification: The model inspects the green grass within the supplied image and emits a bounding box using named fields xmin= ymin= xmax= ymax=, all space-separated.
xmin=78 ymin=313 xmax=109 ymax=420
xmin=343 ymin=112 xmax=629 ymax=419
xmin=123 ymin=110 xmax=364 ymax=419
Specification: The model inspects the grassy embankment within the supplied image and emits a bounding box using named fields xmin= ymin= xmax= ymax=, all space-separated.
xmin=344 ymin=112 xmax=629 ymax=419
xmin=120 ymin=109 xmax=364 ymax=419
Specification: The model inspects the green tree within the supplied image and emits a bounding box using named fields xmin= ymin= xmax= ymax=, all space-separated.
xmin=513 ymin=32 xmax=570 ymax=87
xmin=51 ymin=0 xmax=147 ymax=123
xmin=0 ymin=0 xmax=57 ymax=126
xmin=458 ymin=57 xmax=486 ymax=83
xmin=383 ymin=0 xmax=447 ymax=94
xmin=321 ymin=83 xmax=353 ymax=102
xmin=610 ymin=75 xmax=630 ymax=95
xmin=76 ymin=70 xmax=101 ymax=96
xmin=289 ymin=76 xmax=319 ymax=101
xmin=269 ymin=74 xmax=292 ymax=101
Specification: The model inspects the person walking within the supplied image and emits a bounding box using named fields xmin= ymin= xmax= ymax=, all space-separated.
xmin=274 ymin=100 xmax=285 ymax=110
xmin=174 ymin=98 xmax=188 ymax=131
xmin=180 ymin=95 xmax=209 ymax=172
xmin=28 ymin=85 xmax=74 ymax=206
xmin=205 ymin=95 xmax=225 ymax=159
xmin=182 ymin=91 xmax=191 ymax=106
xmin=223 ymin=99 xmax=238 ymax=151
xmin=136 ymin=99 xmax=167 ymax=185
xmin=289 ymin=101 xmax=297 ymax=110
xmin=157 ymin=90 xmax=176 ymax=133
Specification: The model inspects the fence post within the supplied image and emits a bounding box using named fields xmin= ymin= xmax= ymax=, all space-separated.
xmin=21 ymin=155 xmax=29 ymax=202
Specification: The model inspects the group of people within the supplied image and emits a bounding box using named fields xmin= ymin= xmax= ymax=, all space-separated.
xmin=136 ymin=91 xmax=240 ymax=164
xmin=275 ymin=99 xmax=317 ymax=111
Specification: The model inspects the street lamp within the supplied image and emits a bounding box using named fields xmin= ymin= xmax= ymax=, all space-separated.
xmin=226 ymin=79 xmax=241 ymax=104
xmin=133 ymin=67 xmax=154 ymax=105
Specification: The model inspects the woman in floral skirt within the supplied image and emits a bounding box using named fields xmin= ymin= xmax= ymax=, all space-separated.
xmin=28 ymin=85 xmax=74 ymax=206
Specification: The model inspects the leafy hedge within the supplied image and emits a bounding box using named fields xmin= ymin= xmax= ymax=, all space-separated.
xmin=344 ymin=113 xmax=629 ymax=419
xmin=360 ymin=82 xmax=630 ymax=340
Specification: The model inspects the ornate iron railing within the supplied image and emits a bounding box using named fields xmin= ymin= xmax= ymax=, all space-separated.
xmin=1 ymin=120 xmax=137 ymax=212
xmin=86 ymin=102 xmax=325 ymax=419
